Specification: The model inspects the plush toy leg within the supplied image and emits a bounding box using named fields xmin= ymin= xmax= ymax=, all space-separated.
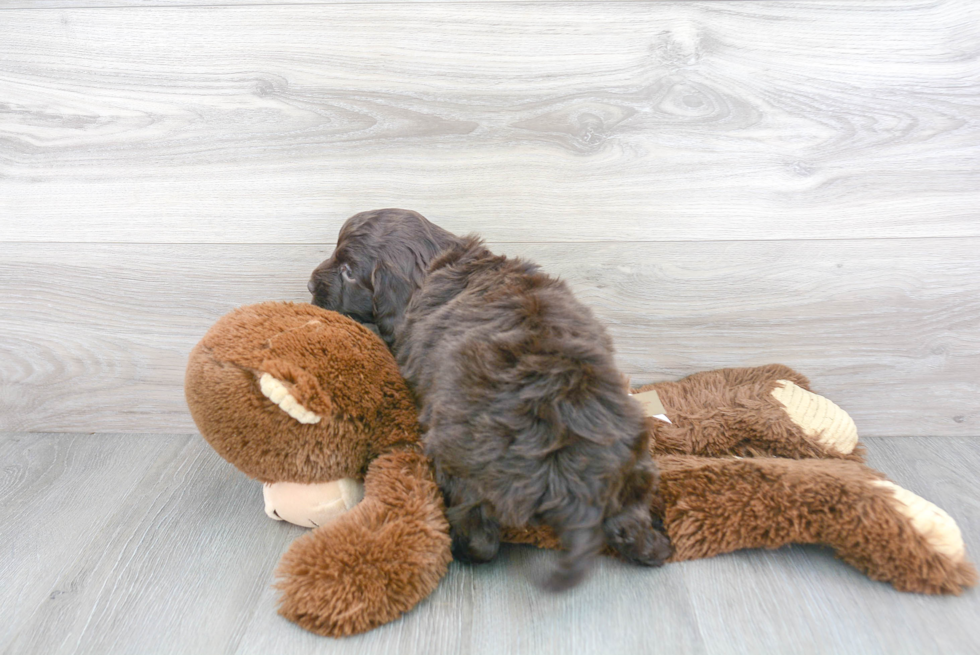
xmin=275 ymin=447 xmax=452 ymax=637
xmin=658 ymin=455 xmax=977 ymax=594
xmin=637 ymin=365 xmax=861 ymax=460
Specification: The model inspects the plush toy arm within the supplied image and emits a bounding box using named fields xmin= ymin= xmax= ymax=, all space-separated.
xmin=658 ymin=455 xmax=977 ymax=594
xmin=637 ymin=365 xmax=861 ymax=460
xmin=275 ymin=446 xmax=452 ymax=637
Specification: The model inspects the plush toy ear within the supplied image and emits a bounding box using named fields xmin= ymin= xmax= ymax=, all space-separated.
xmin=658 ymin=455 xmax=977 ymax=595
xmin=274 ymin=446 xmax=452 ymax=637
xmin=255 ymin=359 xmax=330 ymax=424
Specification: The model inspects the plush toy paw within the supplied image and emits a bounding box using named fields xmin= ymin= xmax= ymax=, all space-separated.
xmin=851 ymin=476 xmax=977 ymax=594
xmin=870 ymin=480 xmax=966 ymax=563
xmin=770 ymin=379 xmax=859 ymax=456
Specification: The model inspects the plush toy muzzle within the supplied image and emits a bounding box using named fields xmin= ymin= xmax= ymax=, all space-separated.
xmin=263 ymin=479 xmax=366 ymax=528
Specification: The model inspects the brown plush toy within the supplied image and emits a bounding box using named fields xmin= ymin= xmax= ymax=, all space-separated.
xmin=185 ymin=302 xmax=976 ymax=638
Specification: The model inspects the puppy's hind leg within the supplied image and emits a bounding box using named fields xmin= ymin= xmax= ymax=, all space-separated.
xmin=442 ymin=479 xmax=501 ymax=564
xmin=604 ymin=458 xmax=672 ymax=566
xmin=604 ymin=505 xmax=671 ymax=566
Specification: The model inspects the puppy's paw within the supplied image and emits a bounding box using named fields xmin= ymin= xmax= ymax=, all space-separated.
xmin=450 ymin=521 xmax=501 ymax=564
xmin=605 ymin=511 xmax=672 ymax=566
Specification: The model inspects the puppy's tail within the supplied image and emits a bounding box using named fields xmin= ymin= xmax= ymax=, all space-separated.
xmin=542 ymin=524 xmax=605 ymax=592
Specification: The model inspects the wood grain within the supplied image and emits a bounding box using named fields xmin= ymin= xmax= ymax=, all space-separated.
xmin=2 ymin=434 xmax=302 ymax=655
xmin=1 ymin=1 xmax=978 ymax=243
xmin=1 ymin=238 xmax=977 ymax=436
xmin=0 ymin=434 xmax=186 ymax=651
xmin=2 ymin=434 xmax=978 ymax=654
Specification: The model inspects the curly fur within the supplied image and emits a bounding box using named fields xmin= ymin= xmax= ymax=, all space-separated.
xmin=310 ymin=209 xmax=670 ymax=590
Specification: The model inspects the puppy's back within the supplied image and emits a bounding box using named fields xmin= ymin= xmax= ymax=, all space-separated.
xmin=397 ymin=237 xmax=651 ymax=589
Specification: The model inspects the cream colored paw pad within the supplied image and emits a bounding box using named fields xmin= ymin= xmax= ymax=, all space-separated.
xmin=871 ymin=480 xmax=965 ymax=562
xmin=770 ymin=380 xmax=858 ymax=454
xmin=260 ymin=373 xmax=321 ymax=424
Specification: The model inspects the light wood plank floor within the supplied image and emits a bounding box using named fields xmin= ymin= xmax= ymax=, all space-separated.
xmin=1 ymin=434 xmax=978 ymax=655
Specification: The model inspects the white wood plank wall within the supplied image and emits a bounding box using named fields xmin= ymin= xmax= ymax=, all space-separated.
xmin=1 ymin=1 xmax=978 ymax=436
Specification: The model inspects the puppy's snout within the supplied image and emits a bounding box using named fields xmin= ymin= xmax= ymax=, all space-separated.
xmin=307 ymin=278 xmax=316 ymax=295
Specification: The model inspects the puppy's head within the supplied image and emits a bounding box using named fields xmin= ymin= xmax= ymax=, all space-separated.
xmin=309 ymin=209 xmax=459 ymax=347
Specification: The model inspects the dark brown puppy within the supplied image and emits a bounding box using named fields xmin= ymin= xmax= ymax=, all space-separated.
xmin=310 ymin=209 xmax=670 ymax=590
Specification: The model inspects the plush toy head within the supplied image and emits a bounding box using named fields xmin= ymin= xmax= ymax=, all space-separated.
xmin=185 ymin=301 xmax=419 ymax=485
xmin=185 ymin=302 xmax=452 ymax=635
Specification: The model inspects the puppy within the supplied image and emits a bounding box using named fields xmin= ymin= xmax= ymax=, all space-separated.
xmin=310 ymin=208 xmax=671 ymax=590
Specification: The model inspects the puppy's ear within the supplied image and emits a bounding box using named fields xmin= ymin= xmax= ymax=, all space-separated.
xmin=371 ymin=260 xmax=414 ymax=347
